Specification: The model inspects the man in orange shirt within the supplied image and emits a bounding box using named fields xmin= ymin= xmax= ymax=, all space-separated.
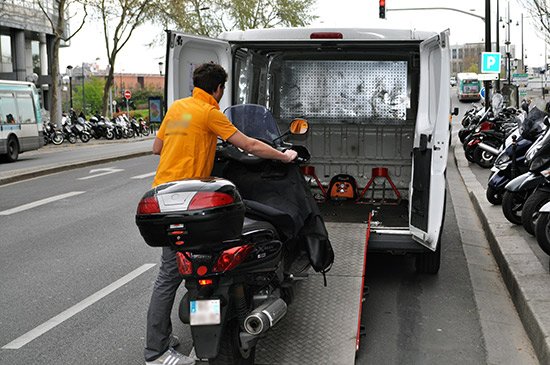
xmin=145 ymin=63 xmax=296 ymax=365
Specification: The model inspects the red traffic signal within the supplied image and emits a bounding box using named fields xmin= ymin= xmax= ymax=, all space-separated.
xmin=379 ymin=0 xmax=386 ymax=19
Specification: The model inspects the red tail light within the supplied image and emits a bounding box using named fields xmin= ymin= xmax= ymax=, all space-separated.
xmin=480 ymin=122 xmax=494 ymax=131
xmin=137 ymin=196 xmax=160 ymax=214
xmin=176 ymin=252 xmax=193 ymax=275
xmin=213 ymin=245 xmax=254 ymax=273
xmin=188 ymin=192 xmax=234 ymax=210
xmin=198 ymin=279 xmax=213 ymax=286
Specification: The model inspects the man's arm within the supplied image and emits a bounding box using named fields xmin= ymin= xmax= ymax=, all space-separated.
xmin=227 ymin=130 xmax=297 ymax=163
xmin=152 ymin=137 xmax=163 ymax=155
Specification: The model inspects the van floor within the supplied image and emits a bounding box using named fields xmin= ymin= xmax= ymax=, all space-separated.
xmin=317 ymin=199 xmax=409 ymax=227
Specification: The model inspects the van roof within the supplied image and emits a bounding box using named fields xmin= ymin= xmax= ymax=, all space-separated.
xmin=0 ymin=80 xmax=36 ymax=88
xmin=218 ymin=27 xmax=436 ymax=42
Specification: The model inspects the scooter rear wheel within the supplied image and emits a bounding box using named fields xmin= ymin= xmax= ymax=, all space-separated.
xmin=209 ymin=318 xmax=255 ymax=365
xmin=535 ymin=212 xmax=550 ymax=255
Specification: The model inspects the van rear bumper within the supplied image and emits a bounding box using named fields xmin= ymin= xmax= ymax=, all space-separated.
xmin=368 ymin=229 xmax=429 ymax=254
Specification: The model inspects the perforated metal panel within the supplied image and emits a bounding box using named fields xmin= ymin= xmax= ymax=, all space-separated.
xmin=280 ymin=61 xmax=408 ymax=121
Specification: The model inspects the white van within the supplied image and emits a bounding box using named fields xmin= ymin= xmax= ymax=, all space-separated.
xmin=164 ymin=28 xmax=451 ymax=273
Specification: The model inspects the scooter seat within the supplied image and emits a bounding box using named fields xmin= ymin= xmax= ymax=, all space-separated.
xmin=242 ymin=217 xmax=278 ymax=237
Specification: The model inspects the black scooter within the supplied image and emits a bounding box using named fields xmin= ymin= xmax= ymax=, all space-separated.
xmin=136 ymin=104 xmax=333 ymax=364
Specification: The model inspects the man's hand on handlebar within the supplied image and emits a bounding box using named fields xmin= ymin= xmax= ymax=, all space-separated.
xmin=282 ymin=149 xmax=298 ymax=163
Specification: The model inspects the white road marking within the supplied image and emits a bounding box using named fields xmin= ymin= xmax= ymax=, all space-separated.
xmin=2 ymin=263 xmax=156 ymax=350
xmin=131 ymin=171 xmax=156 ymax=179
xmin=78 ymin=167 xmax=124 ymax=180
xmin=0 ymin=191 xmax=85 ymax=216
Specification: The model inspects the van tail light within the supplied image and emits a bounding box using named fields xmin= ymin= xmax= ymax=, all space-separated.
xmin=213 ymin=245 xmax=254 ymax=273
xmin=188 ymin=192 xmax=234 ymax=210
xmin=137 ymin=196 xmax=160 ymax=214
xmin=310 ymin=32 xmax=343 ymax=39
xmin=176 ymin=252 xmax=193 ymax=275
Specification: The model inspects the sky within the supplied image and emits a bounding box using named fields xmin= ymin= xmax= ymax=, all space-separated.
xmin=60 ymin=0 xmax=546 ymax=74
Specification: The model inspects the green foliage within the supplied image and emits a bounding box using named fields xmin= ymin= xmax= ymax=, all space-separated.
xmin=71 ymin=76 xmax=106 ymax=116
xmin=157 ymin=0 xmax=318 ymax=37
xmin=466 ymin=63 xmax=479 ymax=73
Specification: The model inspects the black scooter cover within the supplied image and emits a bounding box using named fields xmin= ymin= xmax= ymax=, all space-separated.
xmin=222 ymin=160 xmax=334 ymax=274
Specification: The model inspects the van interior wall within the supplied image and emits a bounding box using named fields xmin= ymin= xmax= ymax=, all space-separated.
xmin=234 ymin=46 xmax=420 ymax=204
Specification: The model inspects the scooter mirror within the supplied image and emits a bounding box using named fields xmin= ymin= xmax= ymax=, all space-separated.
xmin=289 ymin=118 xmax=309 ymax=135
xmin=452 ymin=107 xmax=459 ymax=116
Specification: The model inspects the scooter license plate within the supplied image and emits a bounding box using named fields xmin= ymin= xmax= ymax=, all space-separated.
xmin=190 ymin=299 xmax=221 ymax=326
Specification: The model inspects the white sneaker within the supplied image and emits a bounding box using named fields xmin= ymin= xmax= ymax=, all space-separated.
xmin=145 ymin=348 xmax=195 ymax=365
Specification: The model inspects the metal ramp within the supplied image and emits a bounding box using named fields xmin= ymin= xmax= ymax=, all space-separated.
xmin=255 ymin=222 xmax=369 ymax=365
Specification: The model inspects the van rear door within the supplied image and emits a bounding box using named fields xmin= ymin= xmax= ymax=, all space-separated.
xmin=165 ymin=31 xmax=232 ymax=110
xmin=409 ymin=30 xmax=450 ymax=251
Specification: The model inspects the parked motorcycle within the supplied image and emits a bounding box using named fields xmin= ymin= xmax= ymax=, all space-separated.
xmin=42 ymin=121 xmax=64 ymax=145
xmin=486 ymin=109 xmax=547 ymax=204
xmin=135 ymin=104 xmax=333 ymax=364
xmin=61 ymin=115 xmax=77 ymax=144
xmin=502 ymin=126 xmax=550 ymax=226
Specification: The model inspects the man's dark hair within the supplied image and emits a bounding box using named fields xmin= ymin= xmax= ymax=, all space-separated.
xmin=193 ymin=63 xmax=228 ymax=94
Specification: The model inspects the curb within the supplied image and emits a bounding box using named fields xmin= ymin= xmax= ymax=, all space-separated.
xmin=453 ymin=144 xmax=550 ymax=364
xmin=0 ymin=151 xmax=152 ymax=186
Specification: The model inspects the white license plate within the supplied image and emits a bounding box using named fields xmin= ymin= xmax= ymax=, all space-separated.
xmin=190 ymin=299 xmax=221 ymax=326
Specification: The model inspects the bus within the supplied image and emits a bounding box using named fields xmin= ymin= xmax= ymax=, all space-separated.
xmin=456 ymin=72 xmax=481 ymax=102
xmin=0 ymin=80 xmax=44 ymax=162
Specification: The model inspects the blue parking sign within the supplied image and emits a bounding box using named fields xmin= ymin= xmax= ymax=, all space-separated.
xmin=481 ymin=52 xmax=501 ymax=73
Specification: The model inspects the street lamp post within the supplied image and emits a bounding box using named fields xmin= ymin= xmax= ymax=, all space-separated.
xmin=66 ymin=65 xmax=73 ymax=110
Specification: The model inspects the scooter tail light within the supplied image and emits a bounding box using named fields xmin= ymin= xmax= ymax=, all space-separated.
xmin=176 ymin=252 xmax=193 ymax=275
xmin=137 ymin=196 xmax=160 ymax=214
xmin=188 ymin=192 xmax=234 ymax=210
xmin=213 ymin=245 xmax=254 ymax=273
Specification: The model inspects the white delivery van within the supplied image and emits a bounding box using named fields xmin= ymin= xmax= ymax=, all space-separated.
xmin=164 ymin=28 xmax=451 ymax=274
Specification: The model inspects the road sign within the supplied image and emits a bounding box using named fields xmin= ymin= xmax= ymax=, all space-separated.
xmin=513 ymin=73 xmax=529 ymax=86
xmin=480 ymin=87 xmax=485 ymax=99
xmin=124 ymin=89 xmax=132 ymax=100
xmin=481 ymin=52 xmax=501 ymax=74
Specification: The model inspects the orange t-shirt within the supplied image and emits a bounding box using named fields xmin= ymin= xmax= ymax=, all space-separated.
xmin=152 ymin=88 xmax=237 ymax=187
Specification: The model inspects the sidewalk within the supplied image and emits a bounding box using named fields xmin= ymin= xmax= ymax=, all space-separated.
xmin=0 ymin=135 xmax=154 ymax=185
xmin=454 ymin=141 xmax=550 ymax=364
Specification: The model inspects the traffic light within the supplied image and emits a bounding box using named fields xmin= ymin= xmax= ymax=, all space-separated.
xmin=379 ymin=0 xmax=386 ymax=19
xmin=547 ymin=63 xmax=550 ymax=71
xmin=524 ymin=65 xmax=528 ymax=73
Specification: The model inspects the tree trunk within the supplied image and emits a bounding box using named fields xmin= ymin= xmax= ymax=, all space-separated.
xmin=101 ymin=58 xmax=116 ymax=117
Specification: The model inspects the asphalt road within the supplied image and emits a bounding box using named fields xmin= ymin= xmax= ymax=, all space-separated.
xmin=0 ymin=136 xmax=537 ymax=364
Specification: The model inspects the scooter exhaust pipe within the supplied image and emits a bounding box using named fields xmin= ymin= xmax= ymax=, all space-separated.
xmin=477 ymin=142 xmax=500 ymax=156
xmin=243 ymin=298 xmax=287 ymax=335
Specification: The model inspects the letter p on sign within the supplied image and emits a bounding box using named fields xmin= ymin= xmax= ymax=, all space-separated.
xmin=481 ymin=52 xmax=501 ymax=74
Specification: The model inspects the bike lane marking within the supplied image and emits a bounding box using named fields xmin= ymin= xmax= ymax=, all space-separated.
xmin=78 ymin=167 xmax=124 ymax=180
xmin=1 ymin=263 xmax=156 ymax=350
xmin=130 ymin=171 xmax=156 ymax=179
xmin=0 ymin=191 xmax=85 ymax=215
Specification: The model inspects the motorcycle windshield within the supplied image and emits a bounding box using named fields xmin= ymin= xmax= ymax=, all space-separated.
xmin=224 ymin=104 xmax=281 ymax=142
xmin=522 ymin=107 xmax=547 ymax=140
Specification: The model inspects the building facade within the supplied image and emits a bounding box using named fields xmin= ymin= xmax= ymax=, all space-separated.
xmin=451 ymin=42 xmax=516 ymax=76
xmin=0 ymin=0 xmax=69 ymax=112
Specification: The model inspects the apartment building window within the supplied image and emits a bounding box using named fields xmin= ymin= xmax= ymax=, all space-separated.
xmin=0 ymin=35 xmax=13 ymax=73
xmin=31 ymin=41 xmax=40 ymax=74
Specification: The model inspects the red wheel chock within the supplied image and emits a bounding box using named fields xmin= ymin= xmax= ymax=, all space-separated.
xmin=300 ymin=165 xmax=327 ymax=199
xmin=357 ymin=167 xmax=401 ymax=205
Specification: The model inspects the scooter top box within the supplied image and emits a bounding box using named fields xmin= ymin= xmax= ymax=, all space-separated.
xmin=135 ymin=178 xmax=245 ymax=248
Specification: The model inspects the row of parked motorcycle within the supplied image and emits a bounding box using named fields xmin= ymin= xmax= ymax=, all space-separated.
xmin=459 ymin=97 xmax=550 ymax=256
xmin=43 ymin=110 xmax=151 ymax=145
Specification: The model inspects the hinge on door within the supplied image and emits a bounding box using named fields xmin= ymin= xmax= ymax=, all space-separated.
xmin=169 ymin=32 xmax=176 ymax=48
xmin=439 ymin=32 xmax=447 ymax=48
